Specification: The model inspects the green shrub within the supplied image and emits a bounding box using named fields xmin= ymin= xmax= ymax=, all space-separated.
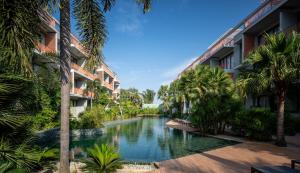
xmin=231 ymin=107 xmax=274 ymax=141
xmin=139 ymin=108 xmax=160 ymax=115
xmin=31 ymin=108 xmax=58 ymax=130
xmin=82 ymin=144 xmax=123 ymax=173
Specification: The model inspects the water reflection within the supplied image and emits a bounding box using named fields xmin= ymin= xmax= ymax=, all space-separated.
xmin=70 ymin=117 xmax=238 ymax=162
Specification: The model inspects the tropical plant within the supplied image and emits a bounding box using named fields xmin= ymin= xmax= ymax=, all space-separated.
xmin=157 ymin=85 xmax=170 ymax=114
xmin=142 ymin=89 xmax=156 ymax=104
xmin=0 ymin=74 xmax=59 ymax=173
xmin=237 ymin=32 xmax=300 ymax=146
xmin=1 ymin=0 xmax=152 ymax=171
xmin=59 ymin=1 xmax=152 ymax=171
xmin=120 ymin=88 xmax=143 ymax=107
xmin=81 ymin=144 xmax=122 ymax=173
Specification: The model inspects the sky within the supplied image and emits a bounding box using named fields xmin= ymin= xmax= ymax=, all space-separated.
xmin=57 ymin=0 xmax=261 ymax=102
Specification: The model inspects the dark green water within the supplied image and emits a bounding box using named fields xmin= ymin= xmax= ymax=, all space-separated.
xmin=70 ymin=117 xmax=238 ymax=162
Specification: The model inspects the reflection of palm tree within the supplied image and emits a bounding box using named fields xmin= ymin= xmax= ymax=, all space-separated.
xmin=121 ymin=120 xmax=143 ymax=143
xmin=143 ymin=118 xmax=155 ymax=141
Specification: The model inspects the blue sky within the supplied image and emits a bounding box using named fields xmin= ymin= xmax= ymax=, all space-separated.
xmin=101 ymin=0 xmax=260 ymax=94
xmin=57 ymin=0 xmax=261 ymax=101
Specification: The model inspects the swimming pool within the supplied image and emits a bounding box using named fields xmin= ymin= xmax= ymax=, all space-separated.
xmin=70 ymin=117 xmax=238 ymax=162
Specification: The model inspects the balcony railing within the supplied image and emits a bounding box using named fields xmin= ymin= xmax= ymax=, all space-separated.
xmin=71 ymin=34 xmax=88 ymax=56
xmin=71 ymin=63 xmax=96 ymax=80
xmin=197 ymin=37 xmax=235 ymax=65
xmin=71 ymin=87 xmax=94 ymax=98
xmin=244 ymin=0 xmax=283 ymax=28
xmin=36 ymin=42 xmax=55 ymax=53
xmin=102 ymin=81 xmax=113 ymax=90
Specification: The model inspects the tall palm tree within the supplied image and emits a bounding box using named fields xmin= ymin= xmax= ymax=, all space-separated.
xmin=158 ymin=85 xmax=170 ymax=114
xmin=59 ymin=1 xmax=152 ymax=172
xmin=237 ymin=32 xmax=300 ymax=146
xmin=1 ymin=0 xmax=151 ymax=171
xmin=142 ymin=89 xmax=156 ymax=104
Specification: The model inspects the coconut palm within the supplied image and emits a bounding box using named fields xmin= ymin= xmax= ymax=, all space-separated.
xmin=82 ymin=144 xmax=122 ymax=173
xmin=142 ymin=89 xmax=156 ymax=104
xmin=59 ymin=1 xmax=151 ymax=171
xmin=1 ymin=0 xmax=151 ymax=171
xmin=237 ymin=32 xmax=300 ymax=146
xmin=158 ymin=85 xmax=170 ymax=114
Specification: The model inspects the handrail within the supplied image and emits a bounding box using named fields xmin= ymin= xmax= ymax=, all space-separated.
xmin=71 ymin=63 xmax=96 ymax=80
xmin=72 ymin=87 xmax=94 ymax=98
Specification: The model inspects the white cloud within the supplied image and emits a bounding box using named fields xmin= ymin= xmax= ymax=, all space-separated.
xmin=161 ymin=56 xmax=197 ymax=85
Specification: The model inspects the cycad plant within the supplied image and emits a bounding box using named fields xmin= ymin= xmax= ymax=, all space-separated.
xmin=237 ymin=32 xmax=300 ymax=146
xmin=82 ymin=144 xmax=122 ymax=173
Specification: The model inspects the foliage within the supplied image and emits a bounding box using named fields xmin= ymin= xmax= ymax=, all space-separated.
xmin=74 ymin=105 xmax=105 ymax=129
xmin=0 ymin=74 xmax=58 ymax=172
xmin=231 ymin=107 xmax=274 ymax=141
xmin=142 ymin=89 xmax=156 ymax=104
xmin=157 ymin=85 xmax=170 ymax=114
xmin=237 ymin=32 xmax=300 ymax=146
xmin=81 ymin=144 xmax=122 ymax=173
xmin=139 ymin=108 xmax=160 ymax=115
xmin=158 ymin=65 xmax=240 ymax=135
xmin=86 ymin=80 xmax=112 ymax=106
xmin=120 ymin=88 xmax=143 ymax=107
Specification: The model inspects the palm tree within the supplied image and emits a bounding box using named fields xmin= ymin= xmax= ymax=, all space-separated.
xmin=238 ymin=32 xmax=300 ymax=146
xmin=1 ymin=0 xmax=152 ymax=171
xmin=59 ymin=1 xmax=152 ymax=172
xmin=142 ymin=89 xmax=156 ymax=104
xmin=157 ymin=85 xmax=170 ymax=114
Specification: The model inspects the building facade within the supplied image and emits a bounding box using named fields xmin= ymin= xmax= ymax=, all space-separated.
xmin=35 ymin=12 xmax=120 ymax=117
xmin=179 ymin=0 xmax=300 ymax=115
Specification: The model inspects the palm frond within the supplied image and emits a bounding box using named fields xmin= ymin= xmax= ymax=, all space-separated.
xmin=74 ymin=0 xmax=107 ymax=70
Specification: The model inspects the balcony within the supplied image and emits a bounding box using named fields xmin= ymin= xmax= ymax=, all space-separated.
xmin=244 ymin=0 xmax=283 ymax=29
xmin=71 ymin=63 xmax=96 ymax=81
xmin=71 ymin=87 xmax=94 ymax=98
xmin=36 ymin=42 xmax=55 ymax=53
xmin=199 ymin=37 xmax=235 ymax=64
xmin=70 ymin=34 xmax=88 ymax=57
xmin=38 ymin=11 xmax=58 ymax=33
xmin=102 ymin=81 xmax=113 ymax=91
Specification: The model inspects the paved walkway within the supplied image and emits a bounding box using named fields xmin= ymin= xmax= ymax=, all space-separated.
xmin=150 ymin=135 xmax=300 ymax=173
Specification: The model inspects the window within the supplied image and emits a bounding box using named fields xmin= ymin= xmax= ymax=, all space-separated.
xmin=219 ymin=53 xmax=233 ymax=69
xmin=257 ymin=25 xmax=279 ymax=46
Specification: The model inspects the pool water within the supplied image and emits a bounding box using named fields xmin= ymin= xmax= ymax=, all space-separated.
xmin=70 ymin=117 xmax=238 ymax=162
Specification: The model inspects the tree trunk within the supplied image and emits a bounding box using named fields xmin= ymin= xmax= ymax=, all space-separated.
xmin=275 ymin=87 xmax=287 ymax=147
xmin=59 ymin=0 xmax=71 ymax=172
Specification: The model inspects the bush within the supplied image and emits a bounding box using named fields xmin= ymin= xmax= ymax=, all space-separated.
xmin=71 ymin=105 xmax=106 ymax=129
xmin=82 ymin=144 xmax=123 ymax=173
xmin=231 ymin=107 xmax=274 ymax=141
xmin=139 ymin=108 xmax=160 ymax=115
xmin=31 ymin=108 xmax=58 ymax=130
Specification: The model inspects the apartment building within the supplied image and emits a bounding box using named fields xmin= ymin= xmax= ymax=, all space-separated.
xmin=179 ymin=0 xmax=300 ymax=115
xmin=35 ymin=12 xmax=120 ymax=117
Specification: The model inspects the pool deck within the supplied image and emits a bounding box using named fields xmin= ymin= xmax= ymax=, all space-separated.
xmin=150 ymin=134 xmax=300 ymax=173
xmin=165 ymin=120 xmax=199 ymax=132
